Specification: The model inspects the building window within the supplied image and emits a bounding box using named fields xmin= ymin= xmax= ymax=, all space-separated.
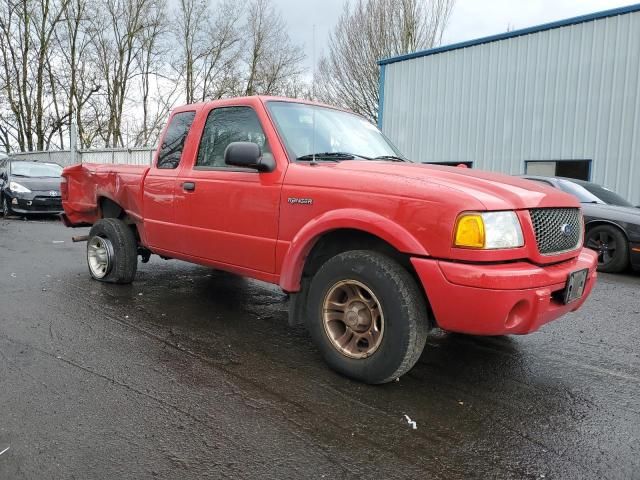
xmin=525 ymin=160 xmax=591 ymax=180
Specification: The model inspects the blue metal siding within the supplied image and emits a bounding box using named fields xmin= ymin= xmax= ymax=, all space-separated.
xmin=380 ymin=9 xmax=640 ymax=204
xmin=378 ymin=3 xmax=640 ymax=66
xmin=377 ymin=64 xmax=386 ymax=129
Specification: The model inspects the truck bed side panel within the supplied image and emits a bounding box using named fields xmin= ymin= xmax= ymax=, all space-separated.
xmin=62 ymin=163 xmax=150 ymax=227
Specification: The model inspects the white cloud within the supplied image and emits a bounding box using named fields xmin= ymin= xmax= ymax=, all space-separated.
xmin=440 ymin=0 xmax=635 ymax=46
xmin=275 ymin=0 xmax=638 ymax=67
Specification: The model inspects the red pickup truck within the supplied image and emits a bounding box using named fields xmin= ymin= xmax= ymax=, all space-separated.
xmin=61 ymin=96 xmax=598 ymax=384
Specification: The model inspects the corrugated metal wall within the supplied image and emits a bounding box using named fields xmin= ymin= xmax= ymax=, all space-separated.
xmin=381 ymin=9 xmax=640 ymax=204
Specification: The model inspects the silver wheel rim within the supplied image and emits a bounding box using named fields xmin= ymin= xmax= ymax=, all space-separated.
xmin=87 ymin=236 xmax=114 ymax=279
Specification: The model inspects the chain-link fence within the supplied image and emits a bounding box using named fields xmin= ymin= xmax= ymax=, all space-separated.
xmin=10 ymin=147 xmax=156 ymax=168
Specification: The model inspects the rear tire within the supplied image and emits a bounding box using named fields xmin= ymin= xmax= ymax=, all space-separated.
xmin=87 ymin=218 xmax=138 ymax=284
xmin=585 ymin=225 xmax=628 ymax=273
xmin=306 ymin=250 xmax=429 ymax=384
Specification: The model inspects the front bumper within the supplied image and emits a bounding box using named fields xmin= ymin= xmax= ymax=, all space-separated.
xmin=6 ymin=192 xmax=63 ymax=214
xmin=411 ymin=248 xmax=598 ymax=335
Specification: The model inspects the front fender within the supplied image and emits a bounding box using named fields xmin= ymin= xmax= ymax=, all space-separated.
xmin=278 ymin=208 xmax=429 ymax=292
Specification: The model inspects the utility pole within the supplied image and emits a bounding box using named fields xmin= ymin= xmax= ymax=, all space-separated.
xmin=70 ymin=114 xmax=78 ymax=165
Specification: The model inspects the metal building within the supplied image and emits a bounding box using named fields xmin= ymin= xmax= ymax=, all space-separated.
xmin=378 ymin=4 xmax=640 ymax=204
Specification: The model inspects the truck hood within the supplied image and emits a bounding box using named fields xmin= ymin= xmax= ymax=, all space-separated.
xmin=331 ymin=161 xmax=579 ymax=210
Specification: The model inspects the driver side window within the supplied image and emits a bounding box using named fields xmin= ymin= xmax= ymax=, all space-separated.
xmin=196 ymin=106 xmax=270 ymax=168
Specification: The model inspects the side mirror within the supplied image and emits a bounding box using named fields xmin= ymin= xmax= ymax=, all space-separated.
xmin=224 ymin=142 xmax=275 ymax=172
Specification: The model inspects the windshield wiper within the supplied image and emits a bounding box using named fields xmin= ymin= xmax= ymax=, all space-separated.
xmin=297 ymin=152 xmax=357 ymax=161
xmin=372 ymin=155 xmax=407 ymax=162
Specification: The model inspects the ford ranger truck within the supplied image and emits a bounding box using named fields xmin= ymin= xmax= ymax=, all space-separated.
xmin=61 ymin=96 xmax=598 ymax=384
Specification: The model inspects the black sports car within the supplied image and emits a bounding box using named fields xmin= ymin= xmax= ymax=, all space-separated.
xmin=522 ymin=176 xmax=640 ymax=273
xmin=0 ymin=158 xmax=64 ymax=217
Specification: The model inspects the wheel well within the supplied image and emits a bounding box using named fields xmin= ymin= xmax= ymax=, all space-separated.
xmin=585 ymin=220 xmax=629 ymax=240
xmin=98 ymin=197 xmax=140 ymax=243
xmin=295 ymin=229 xmax=435 ymax=328
xmin=99 ymin=197 xmax=125 ymax=219
xmin=302 ymin=229 xmax=407 ymax=276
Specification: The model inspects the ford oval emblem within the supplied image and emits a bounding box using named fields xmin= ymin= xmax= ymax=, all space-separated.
xmin=560 ymin=223 xmax=573 ymax=237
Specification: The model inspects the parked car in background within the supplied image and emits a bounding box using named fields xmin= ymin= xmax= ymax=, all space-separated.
xmin=0 ymin=158 xmax=64 ymax=217
xmin=522 ymin=176 xmax=640 ymax=273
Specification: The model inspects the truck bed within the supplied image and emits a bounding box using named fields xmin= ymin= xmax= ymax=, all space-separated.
xmin=62 ymin=163 xmax=150 ymax=226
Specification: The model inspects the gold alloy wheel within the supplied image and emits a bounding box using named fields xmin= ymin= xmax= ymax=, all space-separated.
xmin=322 ymin=279 xmax=384 ymax=359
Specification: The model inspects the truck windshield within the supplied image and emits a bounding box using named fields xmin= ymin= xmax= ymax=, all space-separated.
xmin=10 ymin=161 xmax=62 ymax=178
xmin=266 ymin=101 xmax=407 ymax=162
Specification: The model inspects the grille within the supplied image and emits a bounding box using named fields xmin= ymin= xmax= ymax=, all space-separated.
xmin=32 ymin=196 xmax=62 ymax=211
xmin=529 ymin=208 xmax=582 ymax=255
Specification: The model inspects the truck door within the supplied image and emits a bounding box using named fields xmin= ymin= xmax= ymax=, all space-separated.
xmin=142 ymin=109 xmax=197 ymax=251
xmin=172 ymin=103 xmax=284 ymax=274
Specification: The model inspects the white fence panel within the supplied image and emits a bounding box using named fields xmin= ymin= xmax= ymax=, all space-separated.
xmin=11 ymin=148 xmax=156 ymax=167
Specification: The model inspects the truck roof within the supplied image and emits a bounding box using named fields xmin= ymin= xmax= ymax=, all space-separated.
xmin=172 ymin=95 xmax=352 ymax=116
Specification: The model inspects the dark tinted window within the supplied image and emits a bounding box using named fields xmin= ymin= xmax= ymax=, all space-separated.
xmin=557 ymin=180 xmax=602 ymax=203
xmin=196 ymin=107 xmax=270 ymax=168
xmin=157 ymin=111 xmax=196 ymax=169
xmin=569 ymin=180 xmax=633 ymax=207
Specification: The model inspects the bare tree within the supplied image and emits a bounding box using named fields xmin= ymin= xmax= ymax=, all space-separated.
xmin=173 ymin=0 xmax=242 ymax=104
xmin=51 ymin=0 xmax=101 ymax=148
xmin=243 ymin=0 xmax=305 ymax=96
xmin=316 ymin=0 xmax=455 ymax=123
xmin=0 ymin=0 xmax=308 ymax=152
xmin=0 ymin=0 xmax=70 ymax=151
xmin=133 ymin=0 xmax=172 ymax=145
xmin=90 ymin=0 xmax=164 ymax=147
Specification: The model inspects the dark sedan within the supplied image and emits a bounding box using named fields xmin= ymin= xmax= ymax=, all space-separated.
xmin=522 ymin=175 xmax=640 ymax=273
xmin=0 ymin=158 xmax=64 ymax=217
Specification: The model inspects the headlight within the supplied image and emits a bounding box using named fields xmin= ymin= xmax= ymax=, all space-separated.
xmin=9 ymin=181 xmax=31 ymax=193
xmin=454 ymin=211 xmax=524 ymax=249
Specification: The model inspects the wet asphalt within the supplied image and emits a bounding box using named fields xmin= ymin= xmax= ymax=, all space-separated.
xmin=0 ymin=217 xmax=639 ymax=480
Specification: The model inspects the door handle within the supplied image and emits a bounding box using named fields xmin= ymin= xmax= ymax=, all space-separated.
xmin=183 ymin=182 xmax=196 ymax=192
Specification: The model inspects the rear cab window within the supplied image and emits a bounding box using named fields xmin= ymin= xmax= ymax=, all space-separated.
xmin=157 ymin=111 xmax=196 ymax=169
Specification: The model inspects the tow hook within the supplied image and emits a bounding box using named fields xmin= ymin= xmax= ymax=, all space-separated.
xmin=72 ymin=235 xmax=89 ymax=243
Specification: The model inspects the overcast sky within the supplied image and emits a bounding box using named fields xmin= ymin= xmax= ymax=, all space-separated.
xmin=278 ymin=0 xmax=637 ymax=71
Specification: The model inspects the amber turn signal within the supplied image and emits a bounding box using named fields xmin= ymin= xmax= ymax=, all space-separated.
xmin=454 ymin=214 xmax=485 ymax=248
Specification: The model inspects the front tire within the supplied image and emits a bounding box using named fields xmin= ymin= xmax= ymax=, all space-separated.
xmin=306 ymin=250 xmax=429 ymax=384
xmin=87 ymin=218 xmax=138 ymax=284
xmin=585 ymin=225 xmax=629 ymax=273
xmin=2 ymin=196 xmax=11 ymax=217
